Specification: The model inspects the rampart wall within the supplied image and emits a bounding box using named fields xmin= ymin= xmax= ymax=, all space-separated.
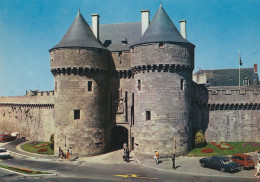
xmin=0 ymin=92 xmax=55 ymax=141
xmin=205 ymin=86 xmax=260 ymax=142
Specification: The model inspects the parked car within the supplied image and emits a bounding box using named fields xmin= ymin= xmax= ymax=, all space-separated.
xmin=231 ymin=154 xmax=255 ymax=169
xmin=0 ymin=148 xmax=10 ymax=159
xmin=199 ymin=156 xmax=241 ymax=172
xmin=0 ymin=133 xmax=16 ymax=142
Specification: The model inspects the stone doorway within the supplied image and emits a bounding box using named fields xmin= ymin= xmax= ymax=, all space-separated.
xmin=110 ymin=126 xmax=128 ymax=151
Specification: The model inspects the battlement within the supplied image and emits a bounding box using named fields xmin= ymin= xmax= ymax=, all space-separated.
xmin=0 ymin=90 xmax=54 ymax=105
xmin=36 ymin=91 xmax=55 ymax=97
xmin=208 ymin=86 xmax=260 ymax=95
xmin=208 ymin=86 xmax=260 ymax=105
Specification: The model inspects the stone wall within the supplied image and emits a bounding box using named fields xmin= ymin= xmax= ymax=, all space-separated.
xmin=205 ymin=86 xmax=260 ymax=142
xmin=0 ymin=93 xmax=55 ymax=141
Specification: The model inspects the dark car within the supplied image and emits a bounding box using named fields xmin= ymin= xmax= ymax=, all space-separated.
xmin=231 ymin=154 xmax=255 ymax=169
xmin=199 ymin=156 xmax=241 ymax=172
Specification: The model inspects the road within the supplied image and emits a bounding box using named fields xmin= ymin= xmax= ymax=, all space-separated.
xmin=0 ymin=155 xmax=257 ymax=182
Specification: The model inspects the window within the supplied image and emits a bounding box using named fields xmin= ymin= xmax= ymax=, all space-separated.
xmin=55 ymin=82 xmax=57 ymax=92
xmin=146 ymin=111 xmax=151 ymax=120
xmin=88 ymin=81 xmax=92 ymax=91
xmin=138 ymin=80 xmax=141 ymax=90
xmin=119 ymin=51 xmax=122 ymax=64
xmin=159 ymin=42 xmax=164 ymax=48
xmin=181 ymin=79 xmax=185 ymax=90
xmin=74 ymin=110 xmax=80 ymax=120
xmin=243 ymin=77 xmax=249 ymax=86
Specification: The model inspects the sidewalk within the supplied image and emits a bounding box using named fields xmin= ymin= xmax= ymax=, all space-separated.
xmin=137 ymin=155 xmax=257 ymax=179
xmin=1 ymin=140 xmax=258 ymax=179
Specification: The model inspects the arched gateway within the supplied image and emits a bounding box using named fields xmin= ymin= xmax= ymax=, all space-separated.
xmin=110 ymin=126 xmax=128 ymax=150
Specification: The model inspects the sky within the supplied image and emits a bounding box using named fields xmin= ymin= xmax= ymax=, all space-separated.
xmin=0 ymin=0 xmax=259 ymax=96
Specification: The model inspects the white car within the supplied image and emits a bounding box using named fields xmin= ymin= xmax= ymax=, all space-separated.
xmin=0 ymin=148 xmax=10 ymax=159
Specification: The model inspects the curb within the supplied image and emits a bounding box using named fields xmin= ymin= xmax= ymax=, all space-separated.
xmin=0 ymin=165 xmax=57 ymax=177
xmin=135 ymin=159 xmax=256 ymax=179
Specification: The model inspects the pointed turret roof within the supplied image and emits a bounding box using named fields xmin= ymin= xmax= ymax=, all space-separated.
xmin=132 ymin=5 xmax=193 ymax=47
xmin=50 ymin=10 xmax=106 ymax=50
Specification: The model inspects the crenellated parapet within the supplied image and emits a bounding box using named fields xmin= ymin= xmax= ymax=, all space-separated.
xmin=208 ymin=103 xmax=260 ymax=111
xmin=208 ymin=86 xmax=260 ymax=95
xmin=131 ymin=64 xmax=192 ymax=75
xmin=208 ymin=86 xmax=260 ymax=110
xmin=0 ymin=103 xmax=54 ymax=109
xmin=51 ymin=67 xmax=109 ymax=76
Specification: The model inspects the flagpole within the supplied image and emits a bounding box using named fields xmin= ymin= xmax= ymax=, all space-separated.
xmin=239 ymin=50 xmax=241 ymax=88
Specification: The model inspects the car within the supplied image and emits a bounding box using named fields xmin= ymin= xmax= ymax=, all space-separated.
xmin=199 ymin=156 xmax=241 ymax=172
xmin=231 ymin=154 xmax=255 ymax=170
xmin=0 ymin=133 xmax=16 ymax=142
xmin=0 ymin=148 xmax=10 ymax=159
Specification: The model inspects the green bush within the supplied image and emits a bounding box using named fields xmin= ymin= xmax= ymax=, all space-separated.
xmin=50 ymin=134 xmax=54 ymax=150
xmin=195 ymin=130 xmax=206 ymax=148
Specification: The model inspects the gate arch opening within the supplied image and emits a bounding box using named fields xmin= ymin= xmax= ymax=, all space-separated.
xmin=110 ymin=126 xmax=128 ymax=151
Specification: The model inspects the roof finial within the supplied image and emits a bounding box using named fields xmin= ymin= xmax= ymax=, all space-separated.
xmin=78 ymin=9 xmax=80 ymax=13
xmin=160 ymin=2 xmax=162 ymax=6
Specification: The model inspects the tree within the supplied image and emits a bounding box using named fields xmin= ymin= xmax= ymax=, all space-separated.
xmin=50 ymin=134 xmax=54 ymax=150
xmin=195 ymin=130 xmax=206 ymax=148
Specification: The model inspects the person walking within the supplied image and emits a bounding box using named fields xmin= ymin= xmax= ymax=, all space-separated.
xmin=154 ymin=151 xmax=159 ymax=164
xmin=172 ymin=153 xmax=176 ymax=169
xmin=123 ymin=143 xmax=127 ymax=152
xmin=69 ymin=147 xmax=72 ymax=155
xmin=126 ymin=147 xmax=130 ymax=162
xmin=66 ymin=150 xmax=70 ymax=161
xmin=58 ymin=147 xmax=63 ymax=158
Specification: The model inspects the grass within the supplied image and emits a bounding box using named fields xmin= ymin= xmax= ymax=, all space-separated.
xmin=188 ymin=142 xmax=260 ymax=157
xmin=0 ymin=164 xmax=50 ymax=175
xmin=21 ymin=141 xmax=54 ymax=155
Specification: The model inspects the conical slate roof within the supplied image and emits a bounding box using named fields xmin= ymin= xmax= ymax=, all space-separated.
xmin=50 ymin=10 xmax=106 ymax=50
xmin=132 ymin=5 xmax=193 ymax=46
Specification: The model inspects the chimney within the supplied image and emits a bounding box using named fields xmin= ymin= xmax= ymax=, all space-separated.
xmin=91 ymin=14 xmax=99 ymax=40
xmin=141 ymin=10 xmax=150 ymax=35
xmin=179 ymin=19 xmax=187 ymax=39
xmin=254 ymin=64 xmax=258 ymax=73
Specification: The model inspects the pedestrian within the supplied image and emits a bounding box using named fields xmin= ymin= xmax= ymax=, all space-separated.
xmin=123 ymin=142 xmax=127 ymax=152
xmin=69 ymin=147 xmax=72 ymax=155
xmin=66 ymin=150 xmax=70 ymax=161
xmin=58 ymin=147 xmax=63 ymax=158
xmin=126 ymin=147 xmax=130 ymax=162
xmin=172 ymin=153 xmax=176 ymax=169
xmin=255 ymin=159 xmax=260 ymax=177
xmin=258 ymin=150 xmax=260 ymax=161
xmin=154 ymin=151 xmax=159 ymax=164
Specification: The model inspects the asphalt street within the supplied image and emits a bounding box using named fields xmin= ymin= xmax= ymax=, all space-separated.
xmin=0 ymin=140 xmax=259 ymax=182
xmin=0 ymin=155 xmax=258 ymax=182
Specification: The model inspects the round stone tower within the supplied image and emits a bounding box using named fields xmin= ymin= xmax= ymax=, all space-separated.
xmin=131 ymin=5 xmax=195 ymax=158
xmin=49 ymin=10 xmax=112 ymax=156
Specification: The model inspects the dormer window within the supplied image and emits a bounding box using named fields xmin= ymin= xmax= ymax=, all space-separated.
xmin=243 ymin=77 xmax=249 ymax=86
xmin=121 ymin=37 xmax=127 ymax=45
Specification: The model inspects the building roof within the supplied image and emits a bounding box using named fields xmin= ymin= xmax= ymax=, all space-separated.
xmin=50 ymin=11 xmax=106 ymax=50
xmin=99 ymin=22 xmax=142 ymax=52
xmin=194 ymin=67 xmax=259 ymax=86
xmin=132 ymin=5 xmax=193 ymax=47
